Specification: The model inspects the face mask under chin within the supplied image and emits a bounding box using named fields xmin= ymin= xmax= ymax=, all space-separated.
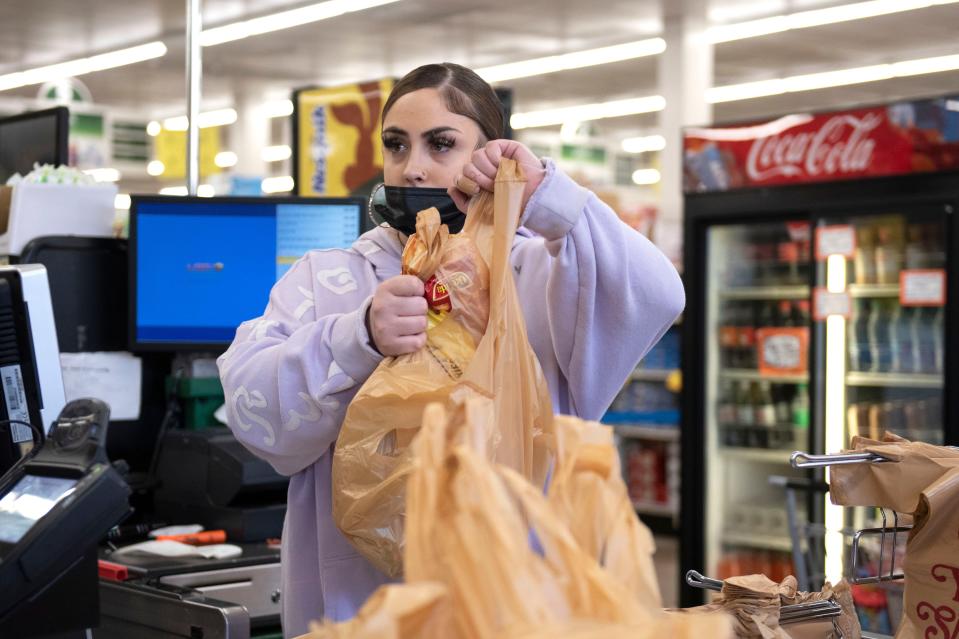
xmin=368 ymin=184 xmax=466 ymax=236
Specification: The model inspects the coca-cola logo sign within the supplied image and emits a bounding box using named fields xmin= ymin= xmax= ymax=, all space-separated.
xmin=746 ymin=113 xmax=882 ymax=181
xmin=681 ymin=98 xmax=959 ymax=191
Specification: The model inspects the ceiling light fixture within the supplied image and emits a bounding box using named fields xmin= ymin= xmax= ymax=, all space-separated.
xmin=214 ymin=151 xmax=238 ymax=168
xmin=162 ymin=108 xmax=238 ymax=131
xmin=262 ymin=176 xmax=295 ymax=193
xmin=201 ymin=0 xmax=403 ymax=46
xmin=262 ymin=145 xmax=292 ymax=162
xmin=707 ymin=0 xmax=959 ymax=43
xmin=621 ymin=134 xmax=667 ymax=153
xmin=260 ymin=100 xmax=294 ymax=119
xmin=476 ymin=38 xmax=666 ymax=83
xmin=632 ymin=168 xmax=662 ymax=185
xmin=0 ymin=41 xmax=167 ymax=93
xmin=511 ymin=95 xmax=666 ymax=129
xmin=707 ymin=51 xmax=959 ymax=103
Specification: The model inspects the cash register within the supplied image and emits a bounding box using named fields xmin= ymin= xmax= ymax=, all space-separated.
xmin=0 ymin=265 xmax=131 ymax=637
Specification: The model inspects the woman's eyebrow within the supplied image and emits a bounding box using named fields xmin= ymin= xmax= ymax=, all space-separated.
xmin=382 ymin=126 xmax=408 ymax=137
xmin=422 ymin=126 xmax=461 ymax=137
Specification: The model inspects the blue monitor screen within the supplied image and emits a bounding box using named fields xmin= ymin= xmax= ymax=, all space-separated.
xmin=133 ymin=197 xmax=362 ymax=347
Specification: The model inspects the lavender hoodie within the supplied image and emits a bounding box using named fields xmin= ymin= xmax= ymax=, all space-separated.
xmin=217 ymin=159 xmax=684 ymax=637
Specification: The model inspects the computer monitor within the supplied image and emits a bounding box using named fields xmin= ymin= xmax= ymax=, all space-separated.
xmin=130 ymin=195 xmax=365 ymax=351
xmin=0 ymin=107 xmax=69 ymax=183
xmin=0 ymin=265 xmax=67 ymax=475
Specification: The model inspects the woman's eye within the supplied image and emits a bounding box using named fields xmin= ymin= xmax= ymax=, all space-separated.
xmin=429 ymin=136 xmax=455 ymax=152
xmin=383 ymin=137 xmax=406 ymax=153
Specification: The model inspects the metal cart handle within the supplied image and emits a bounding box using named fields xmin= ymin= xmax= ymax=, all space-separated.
xmin=790 ymin=451 xmax=892 ymax=468
xmin=686 ymin=570 xmax=723 ymax=591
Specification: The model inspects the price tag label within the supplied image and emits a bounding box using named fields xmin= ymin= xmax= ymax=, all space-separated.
xmin=815 ymin=224 xmax=856 ymax=260
xmin=813 ymin=288 xmax=852 ymax=320
xmin=900 ymin=269 xmax=946 ymax=306
xmin=757 ymin=327 xmax=809 ymax=376
xmin=786 ymin=221 xmax=811 ymax=242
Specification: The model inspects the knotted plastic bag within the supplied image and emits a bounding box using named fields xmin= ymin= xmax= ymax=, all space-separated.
xmin=306 ymin=398 xmax=732 ymax=639
xmin=332 ymin=159 xmax=554 ymax=577
xmin=828 ymin=434 xmax=959 ymax=639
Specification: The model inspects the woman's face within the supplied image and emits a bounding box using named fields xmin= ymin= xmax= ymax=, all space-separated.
xmin=381 ymin=88 xmax=483 ymax=188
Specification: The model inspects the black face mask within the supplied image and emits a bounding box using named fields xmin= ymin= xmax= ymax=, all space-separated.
xmin=368 ymin=184 xmax=466 ymax=236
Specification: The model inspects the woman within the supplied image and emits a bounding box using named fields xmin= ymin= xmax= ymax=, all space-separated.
xmin=218 ymin=62 xmax=684 ymax=637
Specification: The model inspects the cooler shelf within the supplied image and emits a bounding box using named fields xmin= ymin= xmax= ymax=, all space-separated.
xmin=720 ymin=369 xmax=809 ymax=384
xmin=846 ymin=371 xmax=943 ymax=388
xmin=719 ymin=286 xmax=810 ymax=301
xmin=718 ymin=447 xmax=794 ymax=464
xmin=614 ymin=424 xmax=680 ymax=441
xmin=848 ymin=283 xmax=900 ymax=298
xmin=722 ymin=531 xmax=793 ymax=552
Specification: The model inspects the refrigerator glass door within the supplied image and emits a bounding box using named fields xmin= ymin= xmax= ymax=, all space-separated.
xmin=815 ymin=210 xmax=948 ymax=633
xmin=705 ymin=219 xmax=811 ymax=582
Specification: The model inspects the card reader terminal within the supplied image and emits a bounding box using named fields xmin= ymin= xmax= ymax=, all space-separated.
xmin=0 ymin=398 xmax=131 ymax=628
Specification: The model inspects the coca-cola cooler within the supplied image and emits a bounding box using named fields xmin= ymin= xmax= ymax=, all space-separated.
xmin=679 ymin=95 xmax=959 ymax=612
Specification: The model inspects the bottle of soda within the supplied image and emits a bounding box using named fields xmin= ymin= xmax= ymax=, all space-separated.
xmin=738 ymin=303 xmax=757 ymax=369
xmin=854 ymin=225 xmax=877 ymax=285
xmin=792 ymin=383 xmax=810 ymax=444
xmin=854 ymin=300 xmax=874 ymax=371
xmin=870 ymin=300 xmax=894 ymax=373
xmin=719 ymin=304 xmax=739 ymax=368
xmin=875 ymin=226 xmax=903 ymax=286
xmin=753 ymin=381 xmax=777 ymax=448
xmin=892 ymin=303 xmax=915 ymax=374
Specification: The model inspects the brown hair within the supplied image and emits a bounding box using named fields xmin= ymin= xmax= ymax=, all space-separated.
xmin=382 ymin=62 xmax=504 ymax=142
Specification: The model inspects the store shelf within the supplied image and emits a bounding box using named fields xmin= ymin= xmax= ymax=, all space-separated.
xmin=846 ymin=371 xmax=943 ymax=388
xmin=719 ymin=447 xmax=794 ymax=464
xmin=849 ymin=283 xmax=900 ymax=298
xmin=630 ymin=368 xmax=675 ymax=382
xmin=719 ymin=285 xmax=809 ymax=301
xmin=614 ymin=424 xmax=680 ymax=441
xmin=722 ymin=531 xmax=793 ymax=552
xmin=720 ymin=369 xmax=809 ymax=384
xmin=633 ymin=501 xmax=679 ymax=518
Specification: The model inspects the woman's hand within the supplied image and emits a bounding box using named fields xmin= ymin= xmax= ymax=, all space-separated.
xmin=448 ymin=139 xmax=546 ymax=214
xmin=366 ymin=275 xmax=427 ymax=356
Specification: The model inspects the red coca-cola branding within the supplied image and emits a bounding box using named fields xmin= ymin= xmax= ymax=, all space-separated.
xmin=684 ymin=98 xmax=959 ymax=192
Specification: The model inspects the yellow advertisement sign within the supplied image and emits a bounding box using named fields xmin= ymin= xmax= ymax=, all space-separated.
xmin=295 ymin=78 xmax=394 ymax=196
xmin=154 ymin=127 xmax=221 ymax=179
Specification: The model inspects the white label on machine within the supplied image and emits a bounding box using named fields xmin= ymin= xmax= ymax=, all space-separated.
xmin=59 ymin=352 xmax=142 ymax=421
xmin=0 ymin=364 xmax=32 ymax=442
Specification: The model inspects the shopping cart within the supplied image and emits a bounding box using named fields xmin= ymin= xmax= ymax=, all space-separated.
xmin=784 ymin=450 xmax=916 ymax=639
xmin=685 ymin=569 xmax=891 ymax=639
xmin=685 ymin=569 xmax=850 ymax=635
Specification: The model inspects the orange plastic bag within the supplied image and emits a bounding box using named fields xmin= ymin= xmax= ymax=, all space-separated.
xmin=306 ymin=398 xmax=732 ymax=639
xmin=332 ymin=159 xmax=554 ymax=577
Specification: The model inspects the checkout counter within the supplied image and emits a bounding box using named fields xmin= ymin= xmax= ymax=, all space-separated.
xmin=0 ymin=259 xmax=289 ymax=638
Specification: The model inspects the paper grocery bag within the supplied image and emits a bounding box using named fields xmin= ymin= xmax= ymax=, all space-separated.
xmin=828 ymin=434 xmax=959 ymax=639
xmin=332 ymin=159 xmax=554 ymax=577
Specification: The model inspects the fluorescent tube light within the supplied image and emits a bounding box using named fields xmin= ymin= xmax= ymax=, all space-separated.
xmin=147 ymin=161 xmax=165 ymax=176
xmin=0 ymin=41 xmax=167 ymax=92
xmin=511 ymin=95 xmax=666 ymax=129
xmin=262 ymin=145 xmax=292 ymax=162
xmin=214 ymin=151 xmax=238 ymax=168
xmin=708 ymin=51 xmax=959 ymax=103
xmin=632 ymin=168 xmax=661 ymax=185
xmin=201 ymin=0 xmax=403 ymax=46
xmin=708 ymin=0 xmax=959 ymax=44
xmin=114 ymin=194 xmax=132 ymax=210
xmin=159 ymin=186 xmax=188 ymax=196
xmin=476 ymin=38 xmax=666 ymax=83
xmin=162 ymin=108 xmax=238 ymax=131
xmin=260 ymin=100 xmax=294 ymax=119
xmin=262 ymin=176 xmax=294 ymax=193
xmin=622 ymin=134 xmax=666 ymax=154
